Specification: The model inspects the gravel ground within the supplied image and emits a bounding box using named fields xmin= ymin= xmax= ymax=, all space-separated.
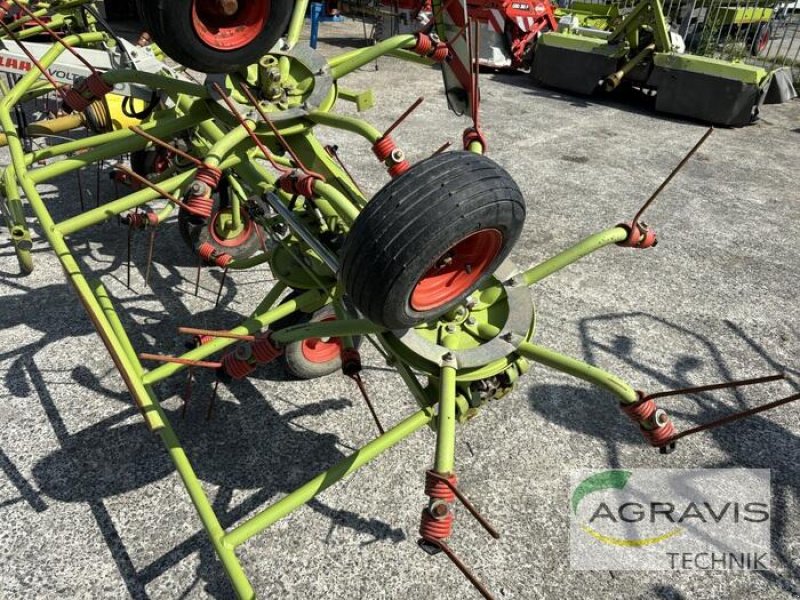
xmin=0 ymin=18 xmax=798 ymax=600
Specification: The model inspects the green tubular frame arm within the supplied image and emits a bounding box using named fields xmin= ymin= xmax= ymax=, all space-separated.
xmin=0 ymin=16 xmax=653 ymax=599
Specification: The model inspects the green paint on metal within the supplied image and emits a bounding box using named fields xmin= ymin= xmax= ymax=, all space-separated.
xmin=653 ymin=53 xmax=768 ymax=84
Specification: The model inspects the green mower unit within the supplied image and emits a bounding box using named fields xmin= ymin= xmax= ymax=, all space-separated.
xmin=533 ymin=0 xmax=782 ymax=126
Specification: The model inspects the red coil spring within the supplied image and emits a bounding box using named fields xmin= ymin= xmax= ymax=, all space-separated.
xmin=215 ymin=252 xmax=234 ymax=268
xmin=124 ymin=211 xmax=158 ymax=229
xmin=251 ymin=334 xmax=282 ymax=364
xmin=419 ymin=509 xmax=454 ymax=542
xmin=341 ymin=348 xmax=362 ymax=377
xmin=196 ymin=166 xmax=223 ymax=189
xmin=463 ymin=127 xmax=488 ymax=153
xmin=425 ymin=471 xmax=457 ymax=503
xmin=198 ymin=242 xmax=216 ymax=263
xmin=617 ymin=222 xmax=657 ymax=249
xmin=185 ymin=195 xmax=215 ymax=219
xmin=621 ymin=394 xmax=676 ymax=448
xmin=388 ymin=161 xmax=410 ymax=178
xmin=621 ymin=394 xmax=656 ymax=422
xmin=194 ymin=334 xmax=215 ymax=347
xmin=429 ymin=43 xmax=449 ymax=63
xmin=372 ymin=136 xmax=397 ymax=162
xmin=413 ymin=33 xmax=433 ymax=56
xmin=643 ymin=419 xmax=677 ymax=447
xmin=63 ymin=87 xmax=91 ymax=113
xmin=278 ymin=172 xmax=317 ymax=198
xmin=222 ymin=352 xmax=255 ymax=380
xmin=84 ymin=73 xmax=113 ymax=98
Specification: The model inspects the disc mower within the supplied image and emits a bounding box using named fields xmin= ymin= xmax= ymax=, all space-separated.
xmin=0 ymin=0 xmax=796 ymax=598
xmin=531 ymin=0 xmax=792 ymax=126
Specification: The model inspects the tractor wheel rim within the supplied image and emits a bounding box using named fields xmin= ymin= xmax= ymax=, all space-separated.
xmin=209 ymin=210 xmax=254 ymax=248
xmin=301 ymin=317 xmax=341 ymax=363
xmin=757 ymin=27 xmax=769 ymax=53
xmin=192 ymin=0 xmax=270 ymax=51
xmin=411 ymin=229 xmax=503 ymax=312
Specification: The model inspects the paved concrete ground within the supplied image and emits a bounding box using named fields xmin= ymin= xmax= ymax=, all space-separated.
xmin=1 ymin=19 xmax=799 ymax=600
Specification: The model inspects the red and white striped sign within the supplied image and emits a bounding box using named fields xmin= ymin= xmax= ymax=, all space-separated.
xmin=487 ymin=9 xmax=505 ymax=33
xmin=432 ymin=0 xmax=475 ymax=116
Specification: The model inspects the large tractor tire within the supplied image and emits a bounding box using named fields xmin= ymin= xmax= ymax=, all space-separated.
xmin=340 ymin=152 xmax=526 ymax=330
xmin=136 ymin=0 xmax=293 ymax=73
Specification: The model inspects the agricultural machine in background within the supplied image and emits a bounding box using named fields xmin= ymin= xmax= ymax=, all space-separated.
xmin=374 ymin=0 xmax=796 ymax=124
xmin=0 ymin=0 xmax=798 ymax=598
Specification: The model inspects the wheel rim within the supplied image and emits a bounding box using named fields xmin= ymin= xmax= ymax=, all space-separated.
xmin=756 ymin=27 xmax=769 ymax=53
xmin=300 ymin=317 xmax=341 ymax=364
xmin=192 ymin=0 xmax=270 ymax=51
xmin=209 ymin=210 xmax=254 ymax=248
xmin=411 ymin=229 xmax=503 ymax=312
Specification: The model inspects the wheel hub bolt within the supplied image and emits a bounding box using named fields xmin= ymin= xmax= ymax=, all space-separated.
xmin=218 ymin=0 xmax=239 ymax=16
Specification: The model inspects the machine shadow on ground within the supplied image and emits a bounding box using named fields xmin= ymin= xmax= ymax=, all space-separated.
xmin=526 ymin=310 xmax=800 ymax=596
xmin=0 ymin=170 xmax=407 ymax=599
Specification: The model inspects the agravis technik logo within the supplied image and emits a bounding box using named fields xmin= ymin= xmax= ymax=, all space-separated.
xmin=569 ymin=469 xmax=771 ymax=570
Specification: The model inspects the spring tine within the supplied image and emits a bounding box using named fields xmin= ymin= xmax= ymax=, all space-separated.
xmin=325 ymin=145 xmax=365 ymax=196
xmin=138 ymin=353 xmax=222 ymax=369
xmin=210 ymin=82 xmax=290 ymax=174
xmin=194 ymin=256 xmax=202 ymax=297
xmin=76 ymin=168 xmax=85 ymax=211
xmin=126 ymin=224 xmax=133 ymax=290
xmin=351 ymin=372 xmax=385 ymax=435
xmin=11 ymin=0 xmax=100 ymax=75
xmin=645 ymin=373 xmax=785 ymax=402
xmin=178 ymin=327 xmax=256 ymax=342
xmin=632 ymin=127 xmax=713 ymax=225
xmin=0 ymin=19 xmax=68 ymax=99
xmin=383 ymin=96 xmax=424 ymax=139
xmin=428 ymin=471 xmax=500 ymax=539
xmin=144 ymin=228 xmax=156 ymax=288
xmin=95 ymin=161 xmax=102 ymax=208
xmin=670 ymin=392 xmax=800 ymax=443
xmin=114 ymin=165 xmax=195 ymax=212
xmin=215 ymin=266 xmax=229 ymax=308
xmin=435 ymin=540 xmax=496 ymax=600
xmin=182 ymin=368 xmax=193 ymax=418
xmin=207 ymin=380 xmax=220 ymax=421
xmin=237 ymin=83 xmax=316 ymax=176
xmin=433 ymin=141 xmax=452 ymax=156
xmin=130 ymin=126 xmax=204 ymax=167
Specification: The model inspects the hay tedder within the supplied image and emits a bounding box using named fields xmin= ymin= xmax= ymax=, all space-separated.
xmin=0 ymin=0 xmax=797 ymax=598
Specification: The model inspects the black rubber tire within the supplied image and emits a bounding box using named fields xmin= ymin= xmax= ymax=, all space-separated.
xmin=340 ymin=152 xmax=525 ymax=330
xmin=136 ymin=0 xmax=293 ymax=73
xmin=178 ymin=178 xmax=263 ymax=262
xmin=281 ymin=304 xmax=362 ymax=380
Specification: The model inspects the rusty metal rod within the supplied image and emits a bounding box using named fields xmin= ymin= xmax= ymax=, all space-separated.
xmin=139 ymin=353 xmax=222 ymax=369
xmin=238 ymin=83 xmax=316 ymax=176
xmin=669 ymin=392 xmax=800 ymax=443
xmin=382 ymin=96 xmax=424 ymax=138
xmin=632 ymin=127 xmax=713 ymax=226
xmin=114 ymin=165 xmax=195 ymax=213
xmin=436 ymin=540 xmax=496 ymax=600
xmin=178 ymin=327 xmax=257 ymax=342
xmin=645 ymin=373 xmax=785 ymax=402
xmin=351 ymin=373 xmax=385 ymax=435
xmin=211 ymin=82 xmax=291 ymax=174
xmin=427 ymin=470 xmax=500 ymax=539
xmin=129 ymin=126 xmax=204 ymax=167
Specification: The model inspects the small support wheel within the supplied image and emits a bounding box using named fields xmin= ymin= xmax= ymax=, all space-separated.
xmin=136 ymin=0 xmax=294 ymax=73
xmin=282 ymin=304 xmax=361 ymax=380
xmin=340 ymin=152 xmax=525 ymax=330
